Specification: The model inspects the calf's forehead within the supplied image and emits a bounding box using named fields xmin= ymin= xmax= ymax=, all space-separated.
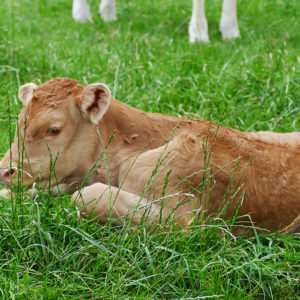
xmin=14 ymin=80 xmax=84 ymax=132
xmin=33 ymin=77 xmax=83 ymax=100
xmin=23 ymin=78 xmax=83 ymax=120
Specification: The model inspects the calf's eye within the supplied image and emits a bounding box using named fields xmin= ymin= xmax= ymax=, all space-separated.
xmin=46 ymin=128 xmax=61 ymax=137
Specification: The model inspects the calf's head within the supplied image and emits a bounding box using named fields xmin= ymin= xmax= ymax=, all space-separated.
xmin=0 ymin=78 xmax=111 ymax=191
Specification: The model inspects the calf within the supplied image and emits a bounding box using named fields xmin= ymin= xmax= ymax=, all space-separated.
xmin=0 ymin=78 xmax=299 ymax=234
xmin=72 ymin=0 xmax=240 ymax=42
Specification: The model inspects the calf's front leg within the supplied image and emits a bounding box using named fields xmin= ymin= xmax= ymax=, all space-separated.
xmin=71 ymin=183 xmax=160 ymax=227
xmin=0 ymin=183 xmax=71 ymax=200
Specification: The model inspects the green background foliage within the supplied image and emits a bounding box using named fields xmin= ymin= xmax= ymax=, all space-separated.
xmin=0 ymin=0 xmax=299 ymax=298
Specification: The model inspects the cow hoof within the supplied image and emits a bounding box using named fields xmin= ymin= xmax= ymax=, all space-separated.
xmin=189 ymin=21 xmax=210 ymax=43
xmin=0 ymin=189 xmax=11 ymax=199
xmin=220 ymin=18 xmax=240 ymax=40
xmin=99 ymin=0 xmax=117 ymax=22
xmin=220 ymin=27 xmax=240 ymax=40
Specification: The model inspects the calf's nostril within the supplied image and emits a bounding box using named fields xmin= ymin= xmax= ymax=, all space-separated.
xmin=4 ymin=168 xmax=15 ymax=177
xmin=0 ymin=168 xmax=16 ymax=185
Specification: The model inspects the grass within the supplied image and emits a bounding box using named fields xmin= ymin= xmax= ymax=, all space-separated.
xmin=0 ymin=0 xmax=300 ymax=298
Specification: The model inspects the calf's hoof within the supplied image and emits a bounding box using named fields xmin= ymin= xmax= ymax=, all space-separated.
xmin=0 ymin=189 xmax=11 ymax=199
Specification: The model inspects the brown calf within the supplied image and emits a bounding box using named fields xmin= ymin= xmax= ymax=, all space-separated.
xmin=0 ymin=78 xmax=299 ymax=234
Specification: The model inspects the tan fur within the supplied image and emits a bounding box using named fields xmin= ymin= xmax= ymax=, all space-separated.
xmin=1 ymin=78 xmax=299 ymax=233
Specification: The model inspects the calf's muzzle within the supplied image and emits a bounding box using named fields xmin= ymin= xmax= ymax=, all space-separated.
xmin=0 ymin=168 xmax=17 ymax=186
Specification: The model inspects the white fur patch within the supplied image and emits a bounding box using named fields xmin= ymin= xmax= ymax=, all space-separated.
xmin=189 ymin=0 xmax=209 ymax=43
xmin=220 ymin=0 xmax=240 ymax=40
xmin=72 ymin=0 xmax=93 ymax=22
xmin=99 ymin=0 xmax=117 ymax=22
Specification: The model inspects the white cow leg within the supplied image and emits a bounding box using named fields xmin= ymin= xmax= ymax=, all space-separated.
xmin=72 ymin=0 xmax=93 ymax=22
xmin=99 ymin=0 xmax=117 ymax=22
xmin=189 ymin=0 xmax=209 ymax=43
xmin=220 ymin=0 xmax=240 ymax=40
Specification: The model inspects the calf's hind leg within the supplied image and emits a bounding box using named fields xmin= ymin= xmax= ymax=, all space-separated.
xmin=71 ymin=183 xmax=160 ymax=227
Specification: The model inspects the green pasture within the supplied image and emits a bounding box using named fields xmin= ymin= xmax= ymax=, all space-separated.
xmin=0 ymin=0 xmax=299 ymax=298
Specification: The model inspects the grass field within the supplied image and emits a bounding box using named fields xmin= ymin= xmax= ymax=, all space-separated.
xmin=0 ymin=0 xmax=300 ymax=298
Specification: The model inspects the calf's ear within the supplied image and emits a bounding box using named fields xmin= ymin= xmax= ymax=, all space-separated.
xmin=18 ymin=83 xmax=38 ymax=105
xmin=81 ymin=83 xmax=111 ymax=124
